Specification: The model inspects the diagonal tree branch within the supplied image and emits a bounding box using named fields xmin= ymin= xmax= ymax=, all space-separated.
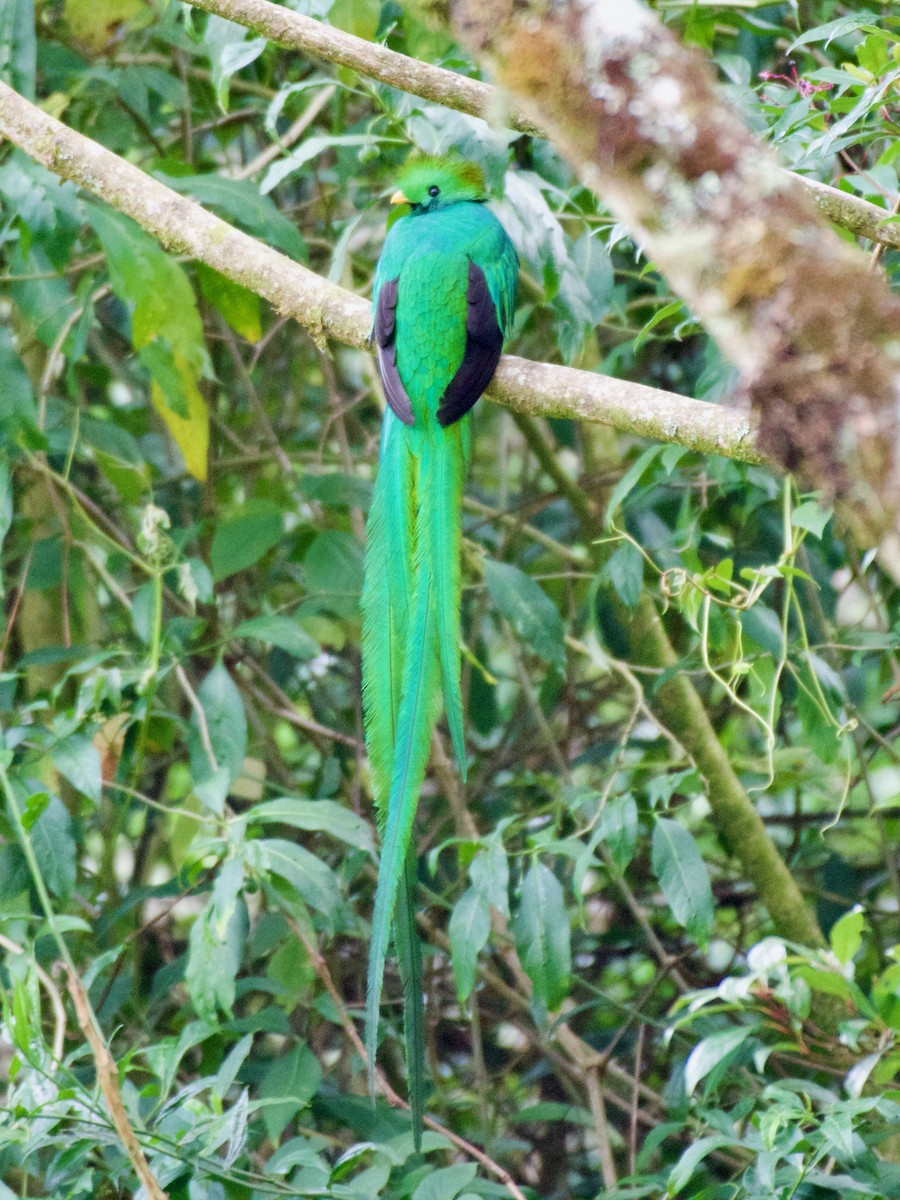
xmin=0 ymin=79 xmax=765 ymax=465
xmin=182 ymin=0 xmax=900 ymax=253
xmin=450 ymin=0 xmax=900 ymax=569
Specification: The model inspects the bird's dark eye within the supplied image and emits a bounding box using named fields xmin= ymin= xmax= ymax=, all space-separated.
xmin=428 ymin=185 xmax=440 ymax=197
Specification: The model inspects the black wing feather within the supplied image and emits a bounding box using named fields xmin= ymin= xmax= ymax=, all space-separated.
xmin=374 ymin=276 xmax=414 ymax=427
xmin=437 ymin=260 xmax=503 ymax=428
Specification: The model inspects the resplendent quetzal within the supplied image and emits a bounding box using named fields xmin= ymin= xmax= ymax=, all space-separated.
xmin=362 ymin=155 xmax=518 ymax=1133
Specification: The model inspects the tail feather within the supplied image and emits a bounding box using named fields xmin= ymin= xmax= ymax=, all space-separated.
xmin=365 ymin=561 xmax=440 ymax=1091
xmin=362 ymin=416 xmax=468 ymax=1144
xmin=362 ymin=414 xmax=414 ymax=810
xmin=394 ymin=847 xmax=425 ymax=1139
xmin=430 ymin=422 xmax=467 ymax=779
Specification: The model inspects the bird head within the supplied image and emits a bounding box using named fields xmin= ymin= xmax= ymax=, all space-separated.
xmin=389 ymin=155 xmax=488 ymax=216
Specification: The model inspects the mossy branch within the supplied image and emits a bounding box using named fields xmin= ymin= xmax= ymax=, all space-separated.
xmin=183 ymin=0 xmax=900 ymax=254
xmin=450 ymin=0 xmax=900 ymax=569
xmin=0 ymin=80 xmax=764 ymax=463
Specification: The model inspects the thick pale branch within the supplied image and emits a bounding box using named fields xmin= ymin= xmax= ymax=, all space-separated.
xmin=183 ymin=0 xmax=900 ymax=253
xmin=451 ymin=0 xmax=900 ymax=562
xmin=0 ymin=80 xmax=764 ymax=464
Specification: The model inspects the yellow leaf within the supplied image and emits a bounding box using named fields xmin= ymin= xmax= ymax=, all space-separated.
xmin=64 ymin=0 xmax=149 ymax=50
xmin=151 ymin=366 xmax=209 ymax=482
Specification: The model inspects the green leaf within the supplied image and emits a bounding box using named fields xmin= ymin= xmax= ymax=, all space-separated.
xmin=651 ymin=819 xmax=713 ymax=945
xmin=469 ymin=837 xmax=509 ymax=917
xmin=830 ymin=907 xmax=866 ymax=965
xmin=0 ymin=845 xmax=28 ymax=901
xmin=160 ymin=173 xmax=307 ymax=261
xmin=195 ymin=263 xmax=262 ymax=342
xmin=795 ymin=965 xmax=853 ymax=998
xmin=484 ymin=560 xmax=565 ymax=671
xmin=604 ymin=542 xmax=644 ymax=609
xmin=210 ymin=501 xmax=284 ymax=581
xmin=605 ymin=445 xmax=664 ymax=522
xmin=595 ymin=793 xmax=639 ymax=873
xmin=684 ymin=1027 xmax=752 ymax=1096
xmin=188 ymin=662 xmax=247 ymax=811
xmin=792 ymin=499 xmax=833 ymax=539
xmin=411 ymin=1163 xmax=478 ymax=1200
xmin=258 ymin=1043 xmax=322 ymax=1142
xmin=260 ymin=135 xmax=384 ymax=195
xmin=231 ymin=615 xmax=319 ymax=660
xmin=249 ymin=797 xmax=374 ymax=855
xmin=29 ymin=793 xmax=76 ymax=902
xmin=136 ymin=338 xmax=190 ymax=420
xmin=203 ymin=14 xmax=266 ymax=110
xmin=86 ymin=202 xmax=209 ymax=479
xmin=788 ymin=13 xmax=881 ymax=53
xmin=0 ymin=0 xmax=35 ymax=99
xmin=303 ymin=530 xmax=364 ymax=610
xmin=50 ymin=735 xmax=103 ymax=805
xmin=513 ymin=861 xmax=570 ymax=1011
xmin=186 ymin=856 xmax=246 ymax=1021
xmin=448 ymin=887 xmax=490 ymax=1004
xmin=255 ymin=838 xmax=342 ymax=917
xmin=667 ymin=1135 xmax=735 ymax=1195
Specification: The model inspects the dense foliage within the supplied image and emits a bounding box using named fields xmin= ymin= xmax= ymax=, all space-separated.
xmin=1 ymin=1 xmax=900 ymax=1197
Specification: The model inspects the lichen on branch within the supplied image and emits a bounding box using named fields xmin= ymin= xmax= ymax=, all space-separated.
xmin=449 ymin=0 xmax=900 ymax=564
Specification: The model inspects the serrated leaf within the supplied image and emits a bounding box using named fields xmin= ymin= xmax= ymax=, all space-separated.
xmin=595 ymin=793 xmax=639 ymax=872
xmin=484 ymin=560 xmax=565 ymax=670
xmin=469 ymin=837 xmax=509 ymax=917
xmin=513 ymin=861 xmax=570 ymax=1010
xmin=651 ymin=819 xmax=713 ymax=944
xmin=448 ymin=887 xmax=490 ymax=1004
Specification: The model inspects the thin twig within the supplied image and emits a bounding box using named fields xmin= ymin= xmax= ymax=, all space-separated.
xmin=175 ymin=663 xmax=220 ymax=774
xmin=586 ymin=1067 xmax=618 ymax=1189
xmin=232 ymin=83 xmax=336 ymax=180
xmin=65 ymin=970 xmax=169 ymax=1200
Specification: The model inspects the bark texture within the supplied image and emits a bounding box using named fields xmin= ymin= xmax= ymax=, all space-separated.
xmin=450 ymin=0 xmax=900 ymax=565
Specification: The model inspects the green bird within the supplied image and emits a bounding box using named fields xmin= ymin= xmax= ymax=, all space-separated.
xmin=362 ymin=154 xmax=518 ymax=1134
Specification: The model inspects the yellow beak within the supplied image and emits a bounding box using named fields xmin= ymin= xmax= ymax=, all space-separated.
xmin=390 ymin=190 xmax=411 ymax=205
